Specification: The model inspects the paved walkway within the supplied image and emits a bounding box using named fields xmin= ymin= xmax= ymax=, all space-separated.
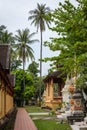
xmin=70 ymin=122 xmax=87 ymax=130
xmin=29 ymin=112 xmax=49 ymax=115
xmin=14 ymin=108 xmax=37 ymax=130
xmin=70 ymin=125 xmax=79 ymax=130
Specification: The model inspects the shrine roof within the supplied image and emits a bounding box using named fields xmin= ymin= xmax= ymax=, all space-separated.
xmin=43 ymin=71 xmax=66 ymax=82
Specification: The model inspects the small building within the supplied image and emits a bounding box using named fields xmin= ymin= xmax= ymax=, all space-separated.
xmin=43 ymin=71 xmax=65 ymax=110
xmin=0 ymin=45 xmax=15 ymax=119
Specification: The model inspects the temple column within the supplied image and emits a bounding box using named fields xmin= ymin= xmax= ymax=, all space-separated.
xmin=46 ymin=82 xmax=48 ymax=100
xmin=2 ymin=89 xmax=4 ymax=117
xmin=50 ymin=78 xmax=53 ymax=100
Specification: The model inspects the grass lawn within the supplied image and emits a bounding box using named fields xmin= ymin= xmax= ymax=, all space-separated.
xmin=25 ymin=105 xmax=48 ymax=113
xmin=25 ymin=106 xmax=72 ymax=130
xmin=34 ymin=119 xmax=72 ymax=130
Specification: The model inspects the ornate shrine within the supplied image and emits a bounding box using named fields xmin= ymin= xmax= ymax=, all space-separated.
xmin=43 ymin=71 xmax=65 ymax=110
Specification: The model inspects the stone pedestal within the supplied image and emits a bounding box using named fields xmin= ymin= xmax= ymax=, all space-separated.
xmin=67 ymin=89 xmax=85 ymax=124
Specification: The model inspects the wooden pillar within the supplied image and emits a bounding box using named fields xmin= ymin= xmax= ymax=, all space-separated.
xmin=50 ymin=78 xmax=53 ymax=100
xmin=46 ymin=82 xmax=48 ymax=99
xmin=2 ymin=89 xmax=4 ymax=116
xmin=4 ymin=85 xmax=6 ymax=115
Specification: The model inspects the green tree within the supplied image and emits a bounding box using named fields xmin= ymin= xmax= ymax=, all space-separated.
xmin=15 ymin=28 xmax=38 ymax=70
xmin=14 ymin=28 xmax=38 ymax=104
xmin=44 ymin=0 xmax=87 ymax=88
xmin=27 ymin=61 xmax=39 ymax=77
xmin=0 ymin=30 xmax=14 ymax=44
xmin=13 ymin=69 xmax=34 ymax=106
xmin=27 ymin=61 xmax=40 ymax=100
xmin=0 ymin=25 xmax=6 ymax=41
xmin=28 ymin=3 xmax=51 ymax=100
xmin=10 ymin=59 xmax=22 ymax=71
xmin=0 ymin=25 xmax=16 ymax=71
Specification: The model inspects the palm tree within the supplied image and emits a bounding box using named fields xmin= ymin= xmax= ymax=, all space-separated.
xmin=28 ymin=3 xmax=51 ymax=101
xmin=0 ymin=25 xmax=6 ymax=40
xmin=0 ymin=30 xmax=14 ymax=44
xmin=0 ymin=27 xmax=15 ymax=68
xmin=15 ymin=28 xmax=38 ymax=105
xmin=15 ymin=28 xmax=38 ymax=71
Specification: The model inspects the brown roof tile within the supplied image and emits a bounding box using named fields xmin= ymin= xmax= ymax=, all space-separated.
xmin=7 ymin=74 xmax=15 ymax=87
xmin=0 ymin=44 xmax=10 ymax=70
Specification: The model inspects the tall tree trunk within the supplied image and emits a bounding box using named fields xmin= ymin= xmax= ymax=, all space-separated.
xmin=39 ymin=28 xmax=42 ymax=103
xmin=22 ymin=47 xmax=25 ymax=106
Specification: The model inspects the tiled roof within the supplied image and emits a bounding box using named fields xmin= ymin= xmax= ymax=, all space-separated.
xmin=43 ymin=71 xmax=66 ymax=82
xmin=7 ymin=74 xmax=15 ymax=87
xmin=0 ymin=44 xmax=14 ymax=95
xmin=0 ymin=44 xmax=10 ymax=70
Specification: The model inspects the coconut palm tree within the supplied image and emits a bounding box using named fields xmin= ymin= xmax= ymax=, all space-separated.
xmin=0 ymin=25 xmax=6 ymax=41
xmin=28 ymin=3 xmax=51 ymax=101
xmin=0 ymin=27 xmax=15 ymax=69
xmin=15 ymin=28 xmax=38 ymax=105
xmin=15 ymin=28 xmax=38 ymax=71
xmin=0 ymin=30 xmax=14 ymax=44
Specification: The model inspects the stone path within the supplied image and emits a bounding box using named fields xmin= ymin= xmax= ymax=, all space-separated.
xmin=14 ymin=108 xmax=37 ymax=130
xmin=70 ymin=122 xmax=87 ymax=130
xmin=29 ymin=112 xmax=49 ymax=116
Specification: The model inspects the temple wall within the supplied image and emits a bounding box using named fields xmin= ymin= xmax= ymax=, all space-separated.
xmin=6 ymin=94 xmax=13 ymax=113
xmin=0 ymin=45 xmax=14 ymax=119
xmin=0 ymin=81 xmax=13 ymax=119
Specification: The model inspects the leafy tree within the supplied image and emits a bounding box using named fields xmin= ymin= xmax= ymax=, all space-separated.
xmin=27 ymin=61 xmax=39 ymax=100
xmin=28 ymin=3 xmax=51 ymax=100
xmin=14 ymin=28 xmax=38 ymax=99
xmin=44 ymin=0 xmax=87 ymax=88
xmin=27 ymin=61 xmax=45 ymax=100
xmin=27 ymin=61 xmax=39 ymax=77
xmin=10 ymin=59 xmax=22 ymax=71
xmin=13 ymin=69 xmax=34 ymax=106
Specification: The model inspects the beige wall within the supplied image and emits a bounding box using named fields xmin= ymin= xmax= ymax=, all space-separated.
xmin=0 ymin=85 xmax=13 ymax=119
xmin=6 ymin=93 xmax=13 ymax=113
xmin=0 ymin=89 xmax=5 ymax=118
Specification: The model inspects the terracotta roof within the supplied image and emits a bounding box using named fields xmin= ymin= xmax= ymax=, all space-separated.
xmin=0 ymin=44 xmax=10 ymax=70
xmin=0 ymin=45 xmax=14 ymax=95
xmin=7 ymin=74 xmax=15 ymax=87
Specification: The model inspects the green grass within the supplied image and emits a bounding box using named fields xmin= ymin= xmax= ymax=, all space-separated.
xmin=34 ymin=119 xmax=72 ymax=130
xmin=25 ymin=106 xmax=72 ymax=130
xmin=25 ymin=105 xmax=47 ymax=113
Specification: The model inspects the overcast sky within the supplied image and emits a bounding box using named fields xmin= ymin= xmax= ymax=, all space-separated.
xmin=0 ymin=0 xmax=76 ymax=76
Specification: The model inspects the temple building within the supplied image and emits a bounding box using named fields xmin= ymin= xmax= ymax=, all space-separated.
xmin=0 ymin=45 xmax=15 ymax=119
xmin=43 ymin=71 xmax=65 ymax=110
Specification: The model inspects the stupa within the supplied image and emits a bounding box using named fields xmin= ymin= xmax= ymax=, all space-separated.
xmin=62 ymin=76 xmax=72 ymax=103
